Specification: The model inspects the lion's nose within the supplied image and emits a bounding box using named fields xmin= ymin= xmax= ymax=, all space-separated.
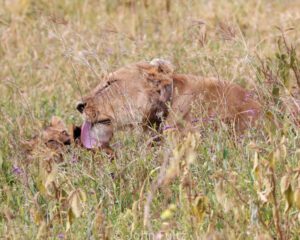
xmin=76 ymin=102 xmax=86 ymax=113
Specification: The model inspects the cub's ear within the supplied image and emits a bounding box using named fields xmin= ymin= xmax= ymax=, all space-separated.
xmin=149 ymin=58 xmax=175 ymax=75
xmin=21 ymin=136 xmax=39 ymax=152
xmin=50 ymin=116 xmax=66 ymax=129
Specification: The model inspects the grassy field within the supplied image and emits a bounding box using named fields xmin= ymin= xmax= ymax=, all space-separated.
xmin=1 ymin=0 xmax=300 ymax=239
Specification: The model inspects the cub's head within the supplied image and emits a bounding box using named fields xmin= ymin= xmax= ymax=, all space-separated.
xmin=22 ymin=116 xmax=71 ymax=153
xmin=42 ymin=116 xmax=71 ymax=150
xmin=76 ymin=59 xmax=175 ymax=149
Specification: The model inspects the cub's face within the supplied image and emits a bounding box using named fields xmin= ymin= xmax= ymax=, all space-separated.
xmin=22 ymin=116 xmax=71 ymax=154
xmin=42 ymin=116 xmax=71 ymax=150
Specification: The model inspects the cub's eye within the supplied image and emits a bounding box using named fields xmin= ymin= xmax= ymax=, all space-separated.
xmin=61 ymin=130 xmax=69 ymax=136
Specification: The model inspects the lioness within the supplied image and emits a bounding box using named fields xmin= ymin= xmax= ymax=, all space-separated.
xmin=76 ymin=59 xmax=261 ymax=149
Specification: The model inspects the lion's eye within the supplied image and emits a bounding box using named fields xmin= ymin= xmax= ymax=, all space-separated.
xmin=107 ymin=79 xmax=118 ymax=86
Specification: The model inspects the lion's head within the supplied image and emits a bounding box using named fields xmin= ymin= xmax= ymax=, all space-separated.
xmin=76 ymin=59 xmax=175 ymax=149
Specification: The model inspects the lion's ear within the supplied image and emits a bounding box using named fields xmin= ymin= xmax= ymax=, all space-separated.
xmin=150 ymin=58 xmax=175 ymax=75
xmin=136 ymin=62 xmax=157 ymax=74
xmin=137 ymin=59 xmax=175 ymax=75
xmin=138 ymin=59 xmax=174 ymax=103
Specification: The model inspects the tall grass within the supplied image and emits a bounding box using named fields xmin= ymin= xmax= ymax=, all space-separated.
xmin=0 ymin=0 xmax=299 ymax=239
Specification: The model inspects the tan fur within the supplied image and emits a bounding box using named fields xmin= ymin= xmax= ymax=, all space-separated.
xmin=168 ymin=74 xmax=261 ymax=131
xmin=22 ymin=116 xmax=71 ymax=153
xmin=77 ymin=60 xmax=261 ymax=146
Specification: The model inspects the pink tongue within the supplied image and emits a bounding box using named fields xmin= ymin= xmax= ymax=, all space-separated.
xmin=80 ymin=121 xmax=97 ymax=149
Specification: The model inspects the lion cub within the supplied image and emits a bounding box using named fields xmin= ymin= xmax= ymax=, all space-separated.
xmin=22 ymin=116 xmax=114 ymax=159
xmin=23 ymin=117 xmax=71 ymax=150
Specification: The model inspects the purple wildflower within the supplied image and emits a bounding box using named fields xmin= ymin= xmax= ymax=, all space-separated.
xmin=202 ymin=114 xmax=216 ymax=123
xmin=12 ymin=165 xmax=22 ymax=175
xmin=89 ymin=190 xmax=96 ymax=195
xmin=237 ymin=134 xmax=245 ymax=144
xmin=245 ymin=109 xmax=257 ymax=116
xmin=71 ymin=154 xmax=78 ymax=164
xmin=191 ymin=118 xmax=199 ymax=123
xmin=106 ymin=48 xmax=113 ymax=55
xmin=243 ymin=92 xmax=253 ymax=102
xmin=201 ymin=117 xmax=210 ymax=123
xmin=162 ymin=125 xmax=175 ymax=131
xmin=57 ymin=233 xmax=64 ymax=239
